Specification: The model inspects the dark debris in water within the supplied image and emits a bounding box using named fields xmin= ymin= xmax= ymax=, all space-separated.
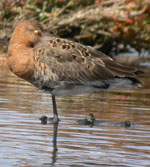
xmin=39 ymin=115 xmax=55 ymax=124
xmin=77 ymin=113 xmax=96 ymax=127
xmin=123 ymin=120 xmax=131 ymax=127
xmin=77 ymin=113 xmax=133 ymax=128
xmin=84 ymin=113 xmax=95 ymax=127
xmin=39 ymin=114 xmax=132 ymax=127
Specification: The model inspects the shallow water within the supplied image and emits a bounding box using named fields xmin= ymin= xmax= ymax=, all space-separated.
xmin=0 ymin=68 xmax=150 ymax=167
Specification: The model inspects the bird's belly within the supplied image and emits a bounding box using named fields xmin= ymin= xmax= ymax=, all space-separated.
xmin=31 ymin=74 xmax=139 ymax=97
xmin=32 ymin=78 xmax=110 ymax=96
xmin=31 ymin=76 xmax=102 ymax=96
xmin=50 ymin=85 xmax=102 ymax=96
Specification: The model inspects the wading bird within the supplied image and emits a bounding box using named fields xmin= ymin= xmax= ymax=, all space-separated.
xmin=7 ymin=20 xmax=141 ymax=123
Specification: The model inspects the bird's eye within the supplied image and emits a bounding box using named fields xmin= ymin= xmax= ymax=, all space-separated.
xmin=34 ymin=30 xmax=39 ymax=34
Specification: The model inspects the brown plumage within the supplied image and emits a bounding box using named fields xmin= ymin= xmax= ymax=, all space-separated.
xmin=7 ymin=19 xmax=142 ymax=123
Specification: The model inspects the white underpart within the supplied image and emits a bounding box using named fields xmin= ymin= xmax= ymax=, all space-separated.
xmin=46 ymin=78 xmax=136 ymax=96
xmin=32 ymin=71 xmax=137 ymax=96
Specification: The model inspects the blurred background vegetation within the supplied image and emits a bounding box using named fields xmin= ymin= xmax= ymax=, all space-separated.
xmin=0 ymin=0 xmax=150 ymax=58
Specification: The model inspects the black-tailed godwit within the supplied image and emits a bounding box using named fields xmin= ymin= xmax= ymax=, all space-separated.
xmin=8 ymin=20 xmax=141 ymax=123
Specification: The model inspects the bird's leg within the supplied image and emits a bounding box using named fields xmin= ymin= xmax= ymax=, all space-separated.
xmin=51 ymin=95 xmax=59 ymax=124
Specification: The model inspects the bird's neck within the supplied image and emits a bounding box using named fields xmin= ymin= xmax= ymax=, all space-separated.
xmin=7 ymin=40 xmax=34 ymax=81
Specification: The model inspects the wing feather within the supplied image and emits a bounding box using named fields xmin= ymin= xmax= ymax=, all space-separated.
xmin=33 ymin=35 xmax=137 ymax=84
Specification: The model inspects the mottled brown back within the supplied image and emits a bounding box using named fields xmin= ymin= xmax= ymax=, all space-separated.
xmin=33 ymin=35 xmax=139 ymax=86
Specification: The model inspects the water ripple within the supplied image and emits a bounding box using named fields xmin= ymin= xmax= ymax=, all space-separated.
xmin=0 ymin=73 xmax=150 ymax=167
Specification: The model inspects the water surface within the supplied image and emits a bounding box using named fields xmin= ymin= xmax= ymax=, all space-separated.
xmin=0 ymin=67 xmax=150 ymax=167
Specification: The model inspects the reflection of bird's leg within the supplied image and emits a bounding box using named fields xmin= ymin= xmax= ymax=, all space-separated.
xmin=52 ymin=123 xmax=58 ymax=165
xmin=51 ymin=95 xmax=59 ymax=123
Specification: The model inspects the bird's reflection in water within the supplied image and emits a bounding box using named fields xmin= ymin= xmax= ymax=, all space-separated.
xmin=51 ymin=123 xmax=58 ymax=166
xmin=39 ymin=115 xmax=58 ymax=165
xmin=40 ymin=122 xmax=58 ymax=166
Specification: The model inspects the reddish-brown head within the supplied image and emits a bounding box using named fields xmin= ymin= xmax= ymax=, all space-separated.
xmin=9 ymin=19 xmax=44 ymax=47
xmin=8 ymin=20 xmax=44 ymax=80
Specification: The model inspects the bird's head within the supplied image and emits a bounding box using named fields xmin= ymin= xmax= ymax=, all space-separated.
xmin=9 ymin=19 xmax=44 ymax=47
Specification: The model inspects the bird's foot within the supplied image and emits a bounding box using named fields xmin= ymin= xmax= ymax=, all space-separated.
xmin=53 ymin=115 xmax=60 ymax=124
